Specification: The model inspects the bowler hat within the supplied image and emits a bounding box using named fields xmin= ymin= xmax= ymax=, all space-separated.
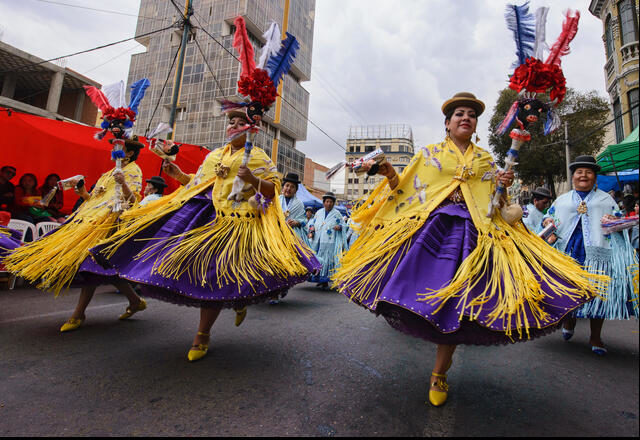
xmin=283 ymin=172 xmax=301 ymax=185
xmin=322 ymin=191 xmax=336 ymax=201
xmin=569 ymin=155 xmax=601 ymax=173
xmin=531 ymin=187 xmax=552 ymax=200
xmin=442 ymin=92 xmax=485 ymax=117
xmin=145 ymin=176 xmax=167 ymax=188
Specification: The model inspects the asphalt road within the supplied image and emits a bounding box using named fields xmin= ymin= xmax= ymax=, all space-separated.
xmin=0 ymin=283 xmax=638 ymax=436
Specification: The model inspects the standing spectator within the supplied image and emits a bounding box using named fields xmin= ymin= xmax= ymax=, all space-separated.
xmin=522 ymin=187 xmax=552 ymax=234
xmin=39 ymin=174 xmax=66 ymax=222
xmin=139 ymin=176 xmax=167 ymax=206
xmin=0 ymin=166 xmax=16 ymax=211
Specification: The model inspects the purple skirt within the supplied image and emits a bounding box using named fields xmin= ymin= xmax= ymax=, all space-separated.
xmin=0 ymin=227 xmax=22 ymax=262
xmin=340 ymin=203 xmax=590 ymax=346
xmin=91 ymin=192 xmax=320 ymax=309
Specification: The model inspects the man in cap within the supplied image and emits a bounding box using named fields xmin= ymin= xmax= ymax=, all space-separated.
xmin=523 ymin=186 xmax=552 ymax=234
xmin=140 ymin=176 xmax=168 ymax=206
xmin=308 ymin=192 xmax=345 ymax=289
xmin=543 ymin=155 xmax=638 ymax=355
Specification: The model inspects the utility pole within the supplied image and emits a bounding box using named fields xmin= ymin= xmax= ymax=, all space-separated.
xmin=564 ymin=121 xmax=571 ymax=189
xmin=167 ymin=0 xmax=193 ymax=141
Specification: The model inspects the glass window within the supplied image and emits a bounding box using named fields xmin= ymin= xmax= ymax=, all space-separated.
xmin=605 ymin=16 xmax=615 ymax=58
xmin=613 ymin=98 xmax=624 ymax=143
xmin=618 ymin=0 xmax=638 ymax=46
xmin=628 ymin=88 xmax=639 ymax=131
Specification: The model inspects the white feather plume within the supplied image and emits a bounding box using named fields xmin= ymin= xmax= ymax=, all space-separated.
xmin=148 ymin=122 xmax=173 ymax=139
xmin=257 ymin=22 xmax=282 ymax=70
xmin=533 ymin=7 xmax=550 ymax=60
xmin=102 ymin=81 xmax=126 ymax=108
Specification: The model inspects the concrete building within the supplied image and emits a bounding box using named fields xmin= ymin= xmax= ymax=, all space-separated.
xmin=128 ymin=0 xmax=315 ymax=180
xmin=344 ymin=125 xmax=414 ymax=202
xmin=589 ymin=0 xmax=639 ymax=144
xmin=303 ymin=157 xmax=329 ymax=198
xmin=0 ymin=41 xmax=100 ymax=125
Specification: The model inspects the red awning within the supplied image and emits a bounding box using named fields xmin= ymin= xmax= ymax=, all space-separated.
xmin=0 ymin=108 xmax=210 ymax=213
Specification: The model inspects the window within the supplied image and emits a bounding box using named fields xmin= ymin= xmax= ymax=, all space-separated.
xmin=629 ymin=88 xmax=639 ymax=131
xmin=618 ymin=0 xmax=638 ymax=46
xmin=381 ymin=145 xmax=391 ymax=152
xmin=365 ymin=145 xmax=375 ymax=152
xmin=613 ymin=98 xmax=624 ymax=143
xmin=348 ymin=178 xmax=353 ymax=184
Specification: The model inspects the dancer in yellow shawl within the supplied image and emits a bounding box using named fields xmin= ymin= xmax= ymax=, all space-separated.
xmin=333 ymin=92 xmax=606 ymax=407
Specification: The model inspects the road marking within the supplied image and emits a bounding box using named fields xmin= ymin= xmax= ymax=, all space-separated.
xmin=0 ymin=302 xmax=129 ymax=324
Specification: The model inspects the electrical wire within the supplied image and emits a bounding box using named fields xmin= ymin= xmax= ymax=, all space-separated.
xmin=29 ymin=0 xmax=174 ymax=22
xmin=81 ymin=43 xmax=141 ymax=75
xmin=0 ymin=21 xmax=179 ymax=74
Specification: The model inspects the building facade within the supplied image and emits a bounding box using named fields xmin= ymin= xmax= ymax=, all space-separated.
xmin=0 ymin=41 xmax=100 ymax=125
xmin=303 ymin=157 xmax=330 ymax=198
xmin=344 ymin=125 xmax=414 ymax=202
xmin=589 ymin=0 xmax=639 ymax=143
xmin=128 ymin=0 xmax=315 ymax=179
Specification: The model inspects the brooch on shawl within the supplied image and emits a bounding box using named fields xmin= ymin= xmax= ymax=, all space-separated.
xmin=454 ymin=165 xmax=475 ymax=182
xmin=214 ymin=162 xmax=230 ymax=179
xmin=577 ymin=201 xmax=588 ymax=215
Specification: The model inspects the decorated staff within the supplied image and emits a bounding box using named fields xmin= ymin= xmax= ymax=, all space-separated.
xmin=491 ymin=2 xmax=580 ymax=220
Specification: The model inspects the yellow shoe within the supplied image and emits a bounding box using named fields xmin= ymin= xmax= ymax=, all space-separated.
xmin=60 ymin=317 xmax=84 ymax=333
xmin=119 ymin=299 xmax=147 ymax=320
xmin=187 ymin=332 xmax=210 ymax=362
xmin=234 ymin=307 xmax=247 ymax=327
xmin=428 ymin=372 xmax=449 ymax=407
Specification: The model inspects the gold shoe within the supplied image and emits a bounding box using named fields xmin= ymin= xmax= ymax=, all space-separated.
xmin=187 ymin=332 xmax=210 ymax=362
xmin=428 ymin=372 xmax=449 ymax=407
xmin=234 ymin=307 xmax=247 ymax=327
xmin=60 ymin=317 xmax=84 ymax=333
xmin=119 ymin=299 xmax=147 ymax=320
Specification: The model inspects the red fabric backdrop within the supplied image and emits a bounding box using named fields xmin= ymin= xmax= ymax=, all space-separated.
xmin=0 ymin=108 xmax=210 ymax=213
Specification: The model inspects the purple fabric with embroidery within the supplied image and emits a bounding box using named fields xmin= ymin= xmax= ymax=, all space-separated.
xmin=339 ymin=202 xmax=592 ymax=345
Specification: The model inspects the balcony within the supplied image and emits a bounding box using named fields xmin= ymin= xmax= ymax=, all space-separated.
xmin=604 ymin=56 xmax=615 ymax=81
xmin=621 ymin=41 xmax=639 ymax=65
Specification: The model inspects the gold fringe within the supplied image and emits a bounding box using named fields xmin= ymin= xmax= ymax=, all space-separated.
xmin=416 ymin=222 xmax=609 ymax=339
xmin=3 ymin=211 xmax=119 ymax=296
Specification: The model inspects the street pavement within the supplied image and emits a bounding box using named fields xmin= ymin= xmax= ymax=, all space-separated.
xmin=0 ymin=283 xmax=638 ymax=436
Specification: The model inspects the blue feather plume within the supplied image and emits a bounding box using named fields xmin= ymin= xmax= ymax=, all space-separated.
xmin=128 ymin=78 xmax=150 ymax=115
xmin=505 ymin=2 xmax=536 ymax=68
xmin=266 ymin=32 xmax=299 ymax=87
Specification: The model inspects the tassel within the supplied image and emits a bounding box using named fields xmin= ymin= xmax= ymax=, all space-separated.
xmin=83 ymin=86 xmax=112 ymax=113
xmin=128 ymin=78 xmax=151 ymax=116
xmin=257 ymin=22 xmax=281 ymax=69
xmin=545 ymin=10 xmax=580 ymax=68
xmin=102 ymin=81 xmax=126 ymax=109
xmin=496 ymin=101 xmax=520 ymax=135
xmin=533 ymin=7 xmax=550 ymax=60
xmin=232 ymin=16 xmax=256 ymax=78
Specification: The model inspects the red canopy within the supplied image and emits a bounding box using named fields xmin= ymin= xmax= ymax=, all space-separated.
xmin=0 ymin=108 xmax=210 ymax=213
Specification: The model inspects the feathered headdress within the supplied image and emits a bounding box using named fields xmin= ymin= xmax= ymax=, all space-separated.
xmin=497 ymin=3 xmax=580 ymax=136
xmin=84 ymin=78 xmax=151 ymax=140
xmin=220 ymin=17 xmax=299 ymax=141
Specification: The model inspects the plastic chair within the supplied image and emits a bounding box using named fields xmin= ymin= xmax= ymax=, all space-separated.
xmin=36 ymin=221 xmax=61 ymax=239
xmin=7 ymin=219 xmax=36 ymax=243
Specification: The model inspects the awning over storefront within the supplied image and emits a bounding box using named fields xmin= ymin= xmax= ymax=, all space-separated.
xmin=597 ymin=127 xmax=639 ymax=173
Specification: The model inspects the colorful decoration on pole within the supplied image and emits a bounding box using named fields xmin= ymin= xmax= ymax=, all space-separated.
xmin=222 ymin=17 xmax=299 ymax=207
xmin=84 ymin=78 xmax=151 ymax=212
xmin=489 ymin=2 xmax=580 ymax=219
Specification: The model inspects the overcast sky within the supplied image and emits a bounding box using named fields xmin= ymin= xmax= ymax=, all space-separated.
xmin=0 ymin=0 xmax=609 ymax=169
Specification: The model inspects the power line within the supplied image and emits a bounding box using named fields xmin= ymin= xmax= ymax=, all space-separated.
xmin=0 ymin=21 xmax=179 ymax=74
xmin=81 ymin=43 xmax=141 ymax=75
xmin=30 ymin=0 xmax=174 ymax=22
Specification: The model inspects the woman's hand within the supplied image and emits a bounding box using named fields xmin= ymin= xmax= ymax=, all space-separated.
xmin=162 ymin=160 xmax=182 ymax=180
xmin=113 ymin=170 xmax=125 ymax=185
xmin=376 ymin=160 xmax=395 ymax=178
xmin=74 ymin=185 xmax=91 ymax=201
xmin=601 ymin=214 xmax=618 ymax=222
xmin=287 ymin=219 xmax=300 ymax=228
xmin=542 ymin=217 xmax=555 ymax=228
xmin=333 ymin=225 xmax=342 ymax=231
xmin=496 ymin=170 xmax=515 ymax=187
xmin=237 ymin=165 xmax=257 ymax=185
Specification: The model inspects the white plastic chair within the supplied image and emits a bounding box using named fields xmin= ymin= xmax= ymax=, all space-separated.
xmin=7 ymin=219 xmax=36 ymax=242
xmin=36 ymin=221 xmax=61 ymax=239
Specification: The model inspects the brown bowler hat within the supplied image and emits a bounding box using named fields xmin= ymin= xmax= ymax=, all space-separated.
xmin=441 ymin=92 xmax=485 ymax=117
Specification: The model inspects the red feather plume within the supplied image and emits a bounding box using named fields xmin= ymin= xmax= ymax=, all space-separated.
xmin=83 ymin=85 xmax=112 ymax=113
xmin=545 ymin=10 xmax=580 ymax=68
xmin=233 ymin=16 xmax=256 ymax=78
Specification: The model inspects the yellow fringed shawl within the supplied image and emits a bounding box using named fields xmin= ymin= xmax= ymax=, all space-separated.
xmin=99 ymin=144 xmax=314 ymax=292
xmin=3 ymin=162 xmax=142 ymax=295
xmin=333 ymin=138 xmax=608 ymax=338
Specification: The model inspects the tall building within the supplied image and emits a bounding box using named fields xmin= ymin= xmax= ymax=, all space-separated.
xmin=589 ymin=0 xmax=639 ymax=144
xmin=344 ymin=125 xmax=414 ymax=202
xmin=128 ymin=0 xmax=315 ymax=179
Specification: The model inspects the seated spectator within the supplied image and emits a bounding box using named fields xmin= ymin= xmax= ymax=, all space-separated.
xmin=0 ymin=166 xmax=16 ymax=211
xmin=39 ymin=173 xmax=66 ymax=222
xmin=139 ymin=176 xmax=167 ymax=206
xmin=12 ymin=173 xmax=60 ymax=226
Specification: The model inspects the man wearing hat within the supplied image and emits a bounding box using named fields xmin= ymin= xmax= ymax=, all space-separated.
xmin=140 ymin=175 xmax=168 ymax=206
xmin=308 ymin=191 xmax=345 ymax=289
xmin=523 ymin=186 xmax=552 ymax=234
xmin=543 ymin=155 xmax=638 ymax=355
